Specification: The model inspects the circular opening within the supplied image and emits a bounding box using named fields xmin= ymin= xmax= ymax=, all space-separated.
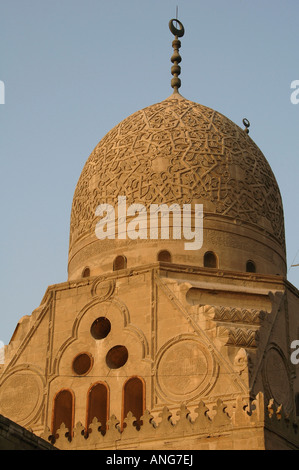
xmin=106 ymin=345 xmax=128 ymax=369
xmin=72 ymin=353 xmax=93 ymax=375
xmin=90 ymin=317 xmax=111 ymax=339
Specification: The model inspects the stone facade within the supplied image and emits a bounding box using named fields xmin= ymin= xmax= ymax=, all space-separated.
xmin=1 ymin=260 xmax=299 ymax=449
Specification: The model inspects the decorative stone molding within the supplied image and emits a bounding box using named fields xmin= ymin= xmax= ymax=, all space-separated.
xmin=91 ymin=278 xmax=115 ymax=301
xmin=217 ymin=325 xmax=258 ymax=348
xmin=201 ymin=305 xmax=263 ymax=325
xmin=234 ymin=348 xmax=253 ymax=375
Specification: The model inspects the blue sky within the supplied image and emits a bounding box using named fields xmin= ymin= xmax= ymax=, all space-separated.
xmin=0 ymin=0 xmax=298 ymax=345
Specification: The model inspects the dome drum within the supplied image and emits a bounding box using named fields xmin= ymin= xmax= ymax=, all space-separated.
xmin=68 ymin=216 xmax=286 ymax=279
xmin=69 ymin=94 xmax=285 ymax=280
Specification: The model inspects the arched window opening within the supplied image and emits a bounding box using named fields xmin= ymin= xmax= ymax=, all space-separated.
xmin=246 ymin=260 xmax=256 ymax=273
xmin=157 ymin=250 xmax=172 ymax=263
xmin=86 ymin=383 xmax=109 ymax=434
xmin=204 ymin=251 xmax=218 ymax=268
xmin=82 ymin=267 xmax=90 ymax=278
xmin=52 ymin=389 xmax=74 ymax=438
xmin=113 ymin=255 xmax=127 ymax=271
xmin=122 ymin=377 xmax=145 ymax=430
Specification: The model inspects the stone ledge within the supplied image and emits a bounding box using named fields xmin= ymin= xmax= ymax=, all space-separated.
xmin=0 ymin=414 xmax=57 ymax=450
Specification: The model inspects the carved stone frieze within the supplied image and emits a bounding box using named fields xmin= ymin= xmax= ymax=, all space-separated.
xmin=200 ymin=305 xmax=263 ymax=325
xmin=217 ymin=325 xmax=258 ymax=348
xmin=199 ymin=304 xmax=261 ymax=348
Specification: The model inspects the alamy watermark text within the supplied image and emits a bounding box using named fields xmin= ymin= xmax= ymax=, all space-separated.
xmin=95 ymin=196 xmax=203 ymax=250
xmin=290 ymin=80 xmax=299 ymax=104
xmin=0 ymin=81 xmax=5 ymax=104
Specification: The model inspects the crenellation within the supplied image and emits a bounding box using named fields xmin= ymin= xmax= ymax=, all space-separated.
xmin=39 ymin=394 xmax=299 ymax=450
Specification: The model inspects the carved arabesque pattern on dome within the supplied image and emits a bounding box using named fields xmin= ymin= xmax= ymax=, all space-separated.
xmin=69 ymin=96 xmax=284 ymax=248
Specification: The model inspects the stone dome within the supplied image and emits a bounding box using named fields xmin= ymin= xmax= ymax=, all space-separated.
xmin=68 ymin=93 xmax=286 ymax=280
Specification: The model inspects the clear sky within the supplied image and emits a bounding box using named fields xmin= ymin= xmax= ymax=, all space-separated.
xmin=0 ymin=0 xmax=298 ymax=346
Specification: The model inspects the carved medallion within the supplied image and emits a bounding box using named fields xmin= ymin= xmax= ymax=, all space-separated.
xmin=263 ymin=346 xmax=292 ymax=411
xmin=91 ymin=278 xmax=115 ymax=301
xmin=0 ymin=370 xmax=43 ymax=424
xmin=156 ymin=336 xmax=216 ymax=402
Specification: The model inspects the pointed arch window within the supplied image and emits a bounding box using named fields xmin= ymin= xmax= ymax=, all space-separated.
xmin=52 ymin=389 xmax=74 ymax=438
xmin=86 ymin=382 xmax=109 ymax=434
xmin=122 ymin=376 xmax=145 ymax=430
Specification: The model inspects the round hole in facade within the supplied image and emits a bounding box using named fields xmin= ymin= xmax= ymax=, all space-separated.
xmin=106 ymin=345 xmax=128 ymax=369
xmin=246 ymin=260 xmax=256 ymax=273
xmin=72 ymin=352 xmax=93 ymax=376
xmin=90 ymin=317 xmax=111 ymax=340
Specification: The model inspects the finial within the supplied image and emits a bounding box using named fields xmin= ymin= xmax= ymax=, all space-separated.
xmin=169 ymin=18 xmax=185 ymax=93
xmin=243 ymin=118 xmax=250 ymax=134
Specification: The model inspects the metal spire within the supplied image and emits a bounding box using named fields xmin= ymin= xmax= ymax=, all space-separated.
xmin=243 ymin=118 xmax=250 ymax=134
xmin=169 ymin=17 xmax=185 ymax=93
